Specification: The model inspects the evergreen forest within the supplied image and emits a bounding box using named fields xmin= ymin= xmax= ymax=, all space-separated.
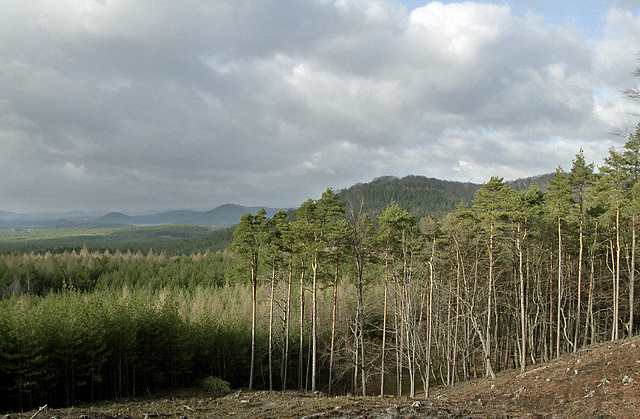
xmin=1 ymin=129 xmax=640 ymax=412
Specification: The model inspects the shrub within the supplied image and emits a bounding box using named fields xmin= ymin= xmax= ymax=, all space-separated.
xmin=201 ymin=376 xmax=231 ymax=395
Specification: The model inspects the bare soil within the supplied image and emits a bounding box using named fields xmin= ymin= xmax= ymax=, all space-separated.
xmin=7 ymin=337 xmax=640 ymax=419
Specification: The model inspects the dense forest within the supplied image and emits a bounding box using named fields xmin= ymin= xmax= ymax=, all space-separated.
xmin=337 ymin=174 xmax=552 ymax=220
xmin=1 ymin=127 xmax=640 ymax=412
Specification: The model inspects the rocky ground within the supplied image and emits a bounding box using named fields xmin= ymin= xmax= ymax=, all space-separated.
xmin=5 ymin=337 xmax=640 ymax=419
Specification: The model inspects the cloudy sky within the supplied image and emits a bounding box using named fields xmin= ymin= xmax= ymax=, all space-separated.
xmin=1 ymin=0 xmax=640 ymax=213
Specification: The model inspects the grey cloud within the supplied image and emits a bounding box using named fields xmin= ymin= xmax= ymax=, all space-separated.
xmin=0 ymin=0 xmax=638 ymax=212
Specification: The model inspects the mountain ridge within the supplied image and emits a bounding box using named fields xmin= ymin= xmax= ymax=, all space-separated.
xmin=0 ymin=174 xmax=553 ymax=228
xmin=0 ymin=205 xmax=289 ymax=229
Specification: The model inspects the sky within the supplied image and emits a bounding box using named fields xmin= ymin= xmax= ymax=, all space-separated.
xmin=1 ymin=1 xmax=640 ymax=213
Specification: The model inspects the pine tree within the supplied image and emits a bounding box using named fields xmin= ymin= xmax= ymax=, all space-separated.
xmin=230 ymin=209 xmax=268 ymax=389
xmin=345 ymin=200 xmax=375 ymax=396
xmin=376 ymin=201 xmax=416 ymax=394
xmin=507 ymin=185 xmax=545 ymax=371
xmin=570 ymin=150 xmax=595 ymax=350
xmin=621 ymin=126 xmax=640 ymax=336
xmin=295 ymin=189 xmax=345 ymax=393
xmin=546 ymin=167 xmax=574 ymax=355
xmin=472 ymin=176 xmax=512 ymax=378
xmin=598 ymin=150 xmax=630 ymax=341
xmin=272 ymin=210 xmax=294 ymax=390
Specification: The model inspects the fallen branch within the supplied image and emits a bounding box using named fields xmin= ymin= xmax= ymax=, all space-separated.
xmin=29 ymin=405 xmax=47 ymax=419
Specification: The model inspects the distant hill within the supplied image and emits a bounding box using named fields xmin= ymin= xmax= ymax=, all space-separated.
xmin=0 ymin=205 xmax=289 ymax=229
xmin=100 ymin=212 xmax=134 ymax=224
xmin=339 ymin=174 xmax=553 ymax=219
xmin=94 ymin=205 xmax=288 ymax=227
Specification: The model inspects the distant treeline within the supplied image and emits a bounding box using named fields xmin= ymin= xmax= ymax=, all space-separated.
xmin=0 ymin=249 xmax=229 ymax=296
xmin=0 ymin=225 xmax=233 ymax=255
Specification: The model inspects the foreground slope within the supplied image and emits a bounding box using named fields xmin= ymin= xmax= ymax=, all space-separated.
xmin=10 ymin=336 xmax=639 ymax=418
xmin=436 ymin=336 xmax=640 ymax=418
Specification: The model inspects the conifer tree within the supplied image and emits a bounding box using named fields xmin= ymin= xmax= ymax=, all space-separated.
xmin=272 ymin=210 xmax=294 ymax=390
xmin=295 ymin=189 xmax=344 ymax=393
xmin=546 ymin=167 xmax=573 ymax=355
xmin=507 ymin=185 xmax=545 ymax=371
xmin=570 ymin=150 xmax=595 ymax=350
xmin=472 ymin=176 xmax=511 ymax=378
xmin=376 ymin=201 xmax=416 ymax=394
xmin=230 ymin=209 xmax=268 ymax=390
xmin=345 ymin=200 xmax=375 ymax=396
xmin=621 ymin=126 xmax=640 ymax=336
xmin=597 ymin=150 xmax=630 ymax=340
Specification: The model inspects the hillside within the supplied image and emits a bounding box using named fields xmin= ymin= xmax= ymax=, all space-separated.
xmin=338 ymin=174 xmax=552 ymax=219
xmin=435 ymin=336 xmax=640 ymax=418
xmin=12 ymin=336 xmax=639 ymax=418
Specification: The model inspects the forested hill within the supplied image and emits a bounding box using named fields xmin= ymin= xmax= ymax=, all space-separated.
xmin=338 ymin=173 xmax=553 ymax=219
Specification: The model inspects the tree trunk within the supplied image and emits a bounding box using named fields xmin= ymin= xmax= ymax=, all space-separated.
xmin=574 ymin=215 xmax=584 ymax=351
xmin=425 ymin=254 xmax=435 ymax=397
xmin=249 ymin=254 xmax=257 ymax=390
xmin=517 ymin=222 xmax=526 ymax=373
xmin=282 ymin=253 xmax=293 ymax=390
xmin=355 ymin=254 xmax=366 ymax=396
xmin=380 ymin=248 xmax=389 ymax=396
xmin=556 ymin=217 xmax=562 ymax=357
xmin=298 ymin=261 xmax=305 ymax=390
xmin=311 ymin=252 xmax=318 ymax=393
xmin=613 ymin=205 xmax=621 ymax=341
xmin=268 ymin=259 xmax=276 ymax=391
xmin=486 ymin=221 xmax=496 ymax=378
xmin=328 ymin=253 xmax=339 ymax=396
xmin=630 ymin=213 xmax=636 ymax=337
xmin=584 ymin=220 xmax=598 ymax=347
xmin=452 ymin=243 xmax=461 ymax=386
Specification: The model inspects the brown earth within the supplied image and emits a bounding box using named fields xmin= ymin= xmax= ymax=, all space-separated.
xmin=7 ymin=337 xmax=640 ymax=419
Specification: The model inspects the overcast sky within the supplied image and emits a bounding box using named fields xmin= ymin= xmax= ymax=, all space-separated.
xmin=1 ymin=0 xmax=640 ymax=213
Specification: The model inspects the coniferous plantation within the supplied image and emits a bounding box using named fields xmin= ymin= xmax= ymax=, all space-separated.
xmin=1 ymin=130 xmax=640 ymax=412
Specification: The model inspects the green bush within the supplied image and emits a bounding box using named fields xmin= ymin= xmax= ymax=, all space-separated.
xmin=201 ymin=376 xmax=231 ymax=395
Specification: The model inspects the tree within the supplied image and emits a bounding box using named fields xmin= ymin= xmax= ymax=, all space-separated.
xmin=345 ymin=199 xmax=375 ymax=396
xmin=597 ymin=150 xmax=629 ymax=341
xmin=295 ymin=189 xmax=345 ymax=393
xmin=265 ymin=213 xmax=285 ymax=391
xmin=472 ymin=177 xmax=512 ymax=379
xmin=508 ymin=186 xmax=545 ymax=371
xmin=570 ymin=150 xmax=595 ymax=350
xmin=327 ymin=218 xmax=350 ymax=396
xmin=621 ymin=126 xmax=640 ymax=336
xmin=376 ymin=201 xmax=416 ymax=394
xmin=419 ymin=216 xmax=439 ymax=397
xmin=272 ymin=210 xmax=294 ymax=390
xmin=230 ymin=209 xmax=268 ymax=390
xmin=546 ymin=167 xmax=574 ymax=356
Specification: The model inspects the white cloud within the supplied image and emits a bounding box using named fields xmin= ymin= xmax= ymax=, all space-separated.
xmin=62 ymin=162 xmax=86 ymax=180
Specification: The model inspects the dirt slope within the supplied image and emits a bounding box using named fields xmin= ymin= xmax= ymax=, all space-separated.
xmin=435 ymin=336 xmax=640 ymax=418
xmin=6 ymin=337 xmax=640 ymax=419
